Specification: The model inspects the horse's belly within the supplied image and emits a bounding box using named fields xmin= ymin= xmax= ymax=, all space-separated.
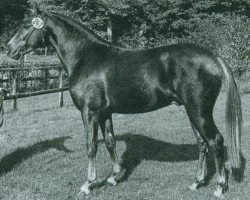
xmin=109 ymin=87 xmax=175 ymax=114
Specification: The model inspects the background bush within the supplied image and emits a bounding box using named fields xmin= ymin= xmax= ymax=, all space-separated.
xmin=1 ymin=0 xmax=250 ymax=78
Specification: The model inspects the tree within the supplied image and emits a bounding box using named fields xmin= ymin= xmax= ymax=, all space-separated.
xmin=2 ymin=0 xmax=250 ymax=76
xmin=0 ymin=0 xmax=27 ymax=50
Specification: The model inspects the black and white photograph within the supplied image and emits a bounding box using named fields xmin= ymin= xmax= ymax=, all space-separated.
xmin=0 ymin=0 xmax=249 ymax=199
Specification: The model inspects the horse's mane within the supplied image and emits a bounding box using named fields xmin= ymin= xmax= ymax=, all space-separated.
xmin=45 ymin=11 xmax=112 ymax=45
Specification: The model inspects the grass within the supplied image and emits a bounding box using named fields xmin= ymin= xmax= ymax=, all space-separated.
xmin=0 ymin=91 xmax=249 ymax=200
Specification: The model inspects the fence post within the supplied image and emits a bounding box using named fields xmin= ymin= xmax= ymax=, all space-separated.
xmin=12 ymin=55 xmax=24 ymax=110
xmin=44 ymin=68 xmax=49 ymax=90
xmin=45 ymin=47 xmax=48 ymax=56
xmin=23 ymin=54 xmax=27 ymax=62
xmin=58 ymin=67 xmax=64 ymax=107
xmin=12 ymin=70 xmax=17 ymax=110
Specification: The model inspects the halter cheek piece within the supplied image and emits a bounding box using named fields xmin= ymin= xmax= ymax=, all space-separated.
xmin=19 ymin=17 xmax=44 ymax=54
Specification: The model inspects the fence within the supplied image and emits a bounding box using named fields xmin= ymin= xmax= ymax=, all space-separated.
xmin=0 ymin=58 xmax=69 ymax=110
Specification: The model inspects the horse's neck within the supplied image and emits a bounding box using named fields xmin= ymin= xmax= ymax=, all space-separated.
xmin=46 ymin=14 xmax=97 ymax=77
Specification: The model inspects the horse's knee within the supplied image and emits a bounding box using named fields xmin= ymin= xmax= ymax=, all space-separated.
xmin=197 ymin=138 xmax=208 ymax=153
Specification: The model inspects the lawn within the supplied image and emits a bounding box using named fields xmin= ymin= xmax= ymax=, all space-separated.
xmin=0 ymin=91 xmax=249 ymax=200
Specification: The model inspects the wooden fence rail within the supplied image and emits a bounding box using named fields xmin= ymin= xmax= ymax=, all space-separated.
xmin=0 ymin=59 xmax=69 ymax=110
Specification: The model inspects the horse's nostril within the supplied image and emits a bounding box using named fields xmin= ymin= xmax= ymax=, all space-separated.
xmin=6 ymin=43 xmax=10 ymax=51
xmin=6 ymin=43 xmax=13 ymax=56
xmin=6 ymin=49 xmax=10 ymax=55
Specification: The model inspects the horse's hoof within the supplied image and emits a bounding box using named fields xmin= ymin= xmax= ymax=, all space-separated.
xmin=214 ymin=189 xmax=225 ymax=199
xmin=188 ymin=182 xmax=198 ymax=191
xmin=107 ymin=176 xmax=117 ymax=186
xmin=78 ymin=182 xmax=91 ymax=196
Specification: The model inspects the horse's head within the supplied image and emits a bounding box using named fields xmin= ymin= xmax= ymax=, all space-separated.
xmin=6 ymin=5 xmax=47 ymax=60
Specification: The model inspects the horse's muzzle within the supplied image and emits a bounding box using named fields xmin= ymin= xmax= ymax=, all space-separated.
xmin=7 ymin=49 xmax=21 ymax=60
xmin=6 ymin=43 xmax=22 ymax=60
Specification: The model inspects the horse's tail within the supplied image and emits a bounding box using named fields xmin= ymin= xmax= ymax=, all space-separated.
xmin=217 ymin=57 xmax=242 ymax=169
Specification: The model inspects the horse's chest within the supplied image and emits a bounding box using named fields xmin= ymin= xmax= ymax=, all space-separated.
xmin=69 ymin=78 xmax=106 ymax=110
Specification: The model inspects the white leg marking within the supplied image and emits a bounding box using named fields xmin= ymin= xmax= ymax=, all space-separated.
xmin=188 ymin=182 xmax=199 ymax=191
xmin=78 ymin=181 xmax=91 ymax=196
xmin=113 ymin=163 xmax=121 ymax=174
xmin=88 ymin=158 xmax=96 ymax=181
xmin=107 ymin=176 xmax=117 ymax=186
xmin=214 ymin=187 xmax=226 ymax=199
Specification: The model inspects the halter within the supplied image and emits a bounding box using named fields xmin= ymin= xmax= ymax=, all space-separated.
xmin=18 ymin=17 xmax=44 ymax=54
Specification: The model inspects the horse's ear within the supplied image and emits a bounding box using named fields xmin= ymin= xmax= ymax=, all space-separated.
xmin=30 ymin=3 xmax=43 ymax=16
xmin=32 ymin=3 xmax=39 ymax=15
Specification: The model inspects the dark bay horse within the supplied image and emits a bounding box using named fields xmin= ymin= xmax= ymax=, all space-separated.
xmin=6 ymin=7 xmax=242 ymax=199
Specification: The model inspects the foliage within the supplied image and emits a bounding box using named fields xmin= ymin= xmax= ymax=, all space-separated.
xmin=1 ymin=0 xmax=250 ymax=76
xmin=176 ymin=14 xmax=250 ymax=77
xmin=0 ymin=0 xmax=28 ymax=50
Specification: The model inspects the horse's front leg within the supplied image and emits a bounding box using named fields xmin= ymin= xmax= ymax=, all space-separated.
xmin=100 ymin=114 xmax=121 ymax=186
xmin=79 ymin=108 xmax=99 ymax=195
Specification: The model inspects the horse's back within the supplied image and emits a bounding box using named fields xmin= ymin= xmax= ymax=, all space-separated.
xmin=105 ymin=44 xmax=223 ymax=111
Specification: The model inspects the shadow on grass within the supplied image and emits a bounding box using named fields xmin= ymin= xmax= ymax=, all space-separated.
xmin=112 ymin=133 xmax=246 ymax=185
xmin=114 ymin=133 xmax=199 ymax=183
xmin=0 ymin=136 xmax=73 ymax=176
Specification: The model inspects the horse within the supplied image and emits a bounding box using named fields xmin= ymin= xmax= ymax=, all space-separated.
xmin=6 ymin=6 xmax=242 ymax=199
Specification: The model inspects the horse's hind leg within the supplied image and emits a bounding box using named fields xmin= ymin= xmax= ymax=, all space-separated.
xmin=186 ymin=108 xmax=226 ymax=198
xmin=189 ymin=122 xmax=208 ymax=190
xmin=100 ymin=114 xmax=121 ymax=186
